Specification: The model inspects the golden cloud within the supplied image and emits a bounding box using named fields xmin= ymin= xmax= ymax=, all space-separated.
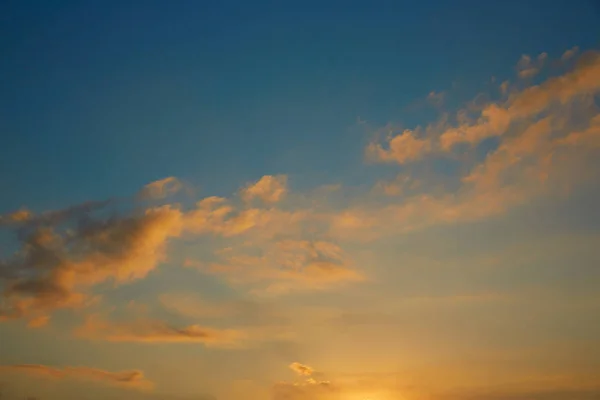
xmin=0 ymin=364 xmax=153 ymax=391
xmin=75 ymin=315 xmax=244 ymax=347
xmin=139 ymin=176 xmax=183 ymax=199
xmin=241 ymin=175 xmax=288 ymax=203
xmin=0 ymin=205 xmax=183 ymax=321
xmin=289 ymin=362 xmax=314 ymax=376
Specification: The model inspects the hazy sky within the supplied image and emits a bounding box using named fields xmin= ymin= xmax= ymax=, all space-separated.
xmin=1 ymin=1 xmax=600 ymax=400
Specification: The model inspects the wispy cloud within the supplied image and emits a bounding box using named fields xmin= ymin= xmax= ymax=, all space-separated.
xmin=241 ymin=175 xmax=288 ymax=203
xmin=273 ymin=363 xmax=333 ymax=400
xmin=561 ymin=46 xmax=579 ymax=62
xmin=191 ymin=239 xmax=363 ymax=295
xmin=516 ymin=52 xmax=547 ymax=79
xmin=0 ymin=364 xmax=153 ymax=391
xmin=289 ymin=362 xmax=314 ymax=377
xmin=339 ymin=50 xmax=600 ymax=241
xmin=427 ymin=90 xmax=446 ymax=106
xmin=139 ymin=177 xmax=183 ymax=199
xmin=75 ymin=315 xmax=243 ymax=347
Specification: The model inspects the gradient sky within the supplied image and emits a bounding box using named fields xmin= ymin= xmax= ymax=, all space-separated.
xmin=1 ymin=1 xmax=600 ymax=400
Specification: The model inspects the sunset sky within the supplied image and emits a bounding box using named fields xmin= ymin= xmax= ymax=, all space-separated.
xmin=1 ymin=1 xmax=600 ymax=400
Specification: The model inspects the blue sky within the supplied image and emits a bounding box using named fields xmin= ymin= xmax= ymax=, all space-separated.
xmin=1 ymin=1 xmax=600 ymax=400
xmin=3 ymin=1 xmax=599 ymax=210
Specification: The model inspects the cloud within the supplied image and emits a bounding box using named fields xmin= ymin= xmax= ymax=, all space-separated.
xmin=344 ymin=49 xmax=600 ymax=240
xmin=0 ymin=204 xmax=183 ymax=321
xmin=241 ymin=175 xmax=288 ymax=203
xmin=194 ymin=239 xmax=363 ymax=295
xmin=427 ymin=90 xmax=445 ymax=106
xmin=184 ymin=196 xmax=309 ymax=238
xmin=2 ymin=47 xmax=598 ymax=328
xmin=0 ymin=200 xmax=112 ymax=229
xmin=75 ymin=315 xmax=243 ymax=347
xmin=139 ymin=177 xmax=183 ymax=199
xmin=273 ymin=363 xmax=334 ymax=400
xmin=371 ymin=50 xmax=600 ymax=153
xmin=561 ymin=46 xmax=579 ymax=62
xmin=366 ymin=128 xmax=432 ymax=164
xmin=289 ymin=362 xmax=314 ymax=376
xmin=0 ymin=208 xmax=33 ymax=225
xmin=0 ymin=175 xmax=338 ymax=324
xmin=516 ymin=52 xmax=547 ymax=79
xmin=0 ymin=364 xmax=153 ymax=391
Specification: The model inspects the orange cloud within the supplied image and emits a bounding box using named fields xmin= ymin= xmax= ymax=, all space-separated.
xmin=139 ymin=176 xmax=183 ymax=199
xmin=0 ymin=208 xmax=33 ymax=225
xmin=196 ymin=239 xmax=363 ymax=295
xmin=76 ymin=315 xmax=244 ymax=347
xmin=0 ymin=364 xmax=153 ymax=390
xmin=3 ymin=48 xmax=598 ymax=327
xmin=0 ymin=205 xmax=183 ymax=321
xmin=290 ymin=362 xmax=314 ymax=376
xmin=366 ymin=128 xmax=432 ymax=164
xmin=340 ymin=48 xmax=600 ymax=241
xmin=273 ymin=363 xmax=334 ymax=400
xmin=241 ymin=175 xmax=288 ymax=203
xmin=184 ymin=195 xmax=309 ymax=238
xmin=369 ymin=50 xmax=600 ymax=155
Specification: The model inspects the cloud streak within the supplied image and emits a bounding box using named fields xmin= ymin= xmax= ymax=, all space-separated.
xmin=75 ymin=315 xmax=243 ymax=347
xmin=0 ymin=364 xmax=153 ymax=390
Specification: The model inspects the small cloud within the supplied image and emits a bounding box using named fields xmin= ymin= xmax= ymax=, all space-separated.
xmin=139 ymin=177 xmax=183 ymax=199
xmin=500 ymin=80 xmax=510 ymax=95
xmin=289 ymin=362 xmax=313 ymax=376
xmin=427 ymin=90 xmax=445 ymax=106
xmin=0 ymin=364 xmax=153 ymax=391
xmin=199 ymin=239 xmax=363 ymax=296
xmin=0 ymin=208 xmax=34 ymax=227
xmin=561 ymin=46 xmax=579 ymax=61
xmin=241 ymin=175 xmax=288 ymax=203
xmin=516 ymin=52 xmax=547 ymax=79
xmin=75 ymin=315 xmax=244 ymax=347
xmin=366 ymin=129 xmax=432 ymax=165
xmin=273 ymin=363 xmax=334 ymax=400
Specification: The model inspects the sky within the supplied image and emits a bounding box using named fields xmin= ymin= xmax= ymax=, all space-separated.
xmin=1 ymin=1 xmax=600 ymax=399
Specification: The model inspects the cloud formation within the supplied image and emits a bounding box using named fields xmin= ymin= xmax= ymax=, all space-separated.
xmin=365 ymin=128 xmax=432 ymax=164
xmin=365 ymin=50 xmax=600 ymax=154
xmin=1 ymin=47 xmax=599 ymax=343
xmin=0 ymin=204 xmax=184 ymax=321
xmin=344 ymin=50 xmax=600 ymax=240
xmin=76 ymin=315 xmax=243 ymax=347
xmin=241 ymin=175 xmax=288 ymax=203
xmin=0 ymin=364 xmax=152 ymax=390
xmin=193 ymin=239 xmax=363 ymax=295
xmin=273 ymin=363 xmax=333 ymax=400
xmin=139 ymin=177 xmax=183 ymax=199
xmin=289 ymin=362 xmax=314 ymax=377
xmin=561 ymin=46 xmax=579 ymax=62
xmin=516 ymin=52 xmax=547 ymax=79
